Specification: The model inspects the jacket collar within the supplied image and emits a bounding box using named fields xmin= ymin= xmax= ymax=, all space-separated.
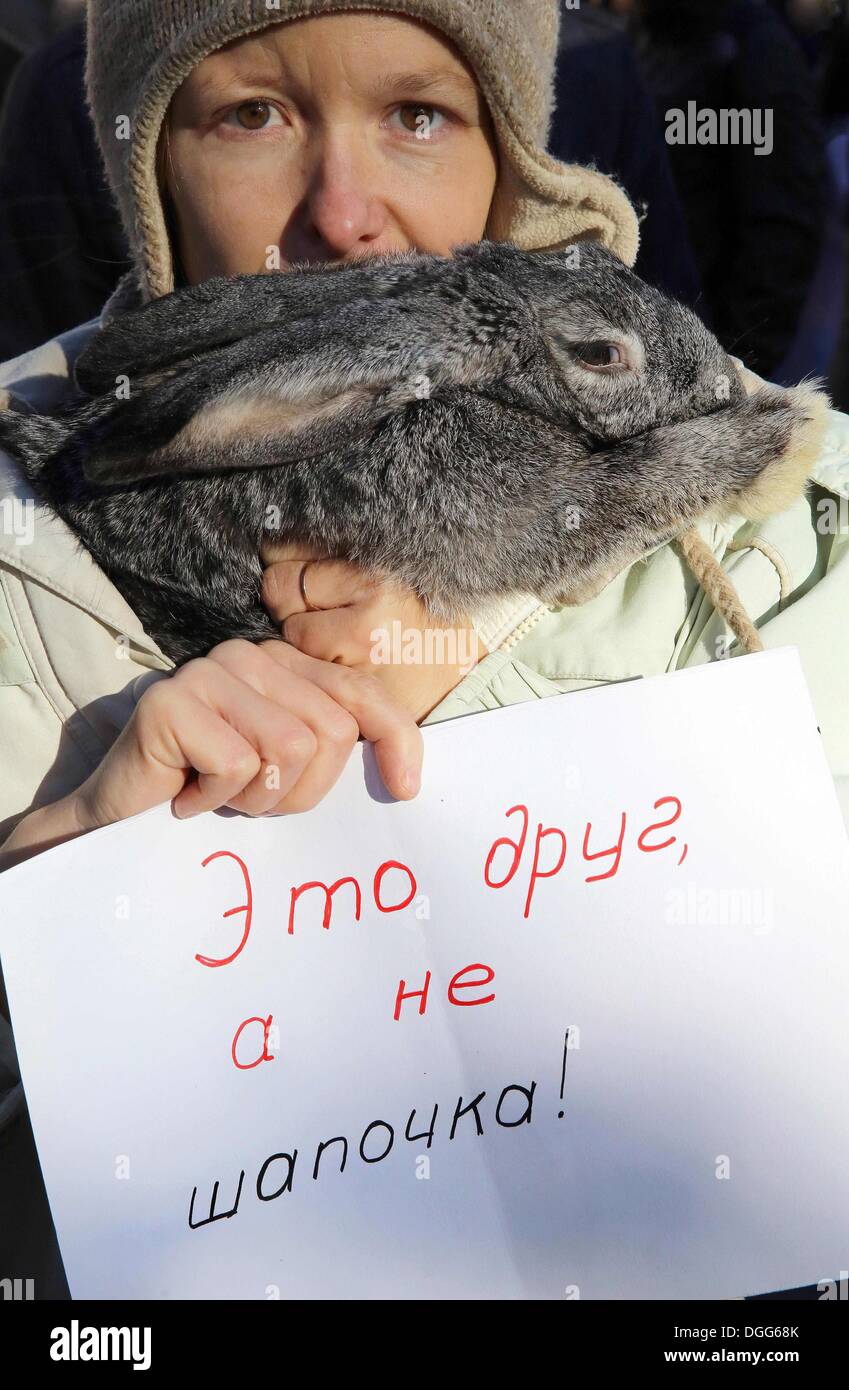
xmin=0 ymin=451 xmax=172 ymax=663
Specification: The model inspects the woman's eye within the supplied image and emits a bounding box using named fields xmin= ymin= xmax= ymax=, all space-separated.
xmin=392 ymin=104 xmax=448 ymax=139
xmin=225 ymin=101 xmax=284 ymax=132
xmin=572 ymin=341 xmax=625 ymax=370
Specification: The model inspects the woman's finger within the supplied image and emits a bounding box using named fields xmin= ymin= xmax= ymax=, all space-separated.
xmin=207 ymin=640 xmax=360 ymax=812
xmin=281 ymin=605 xmax=379 ymax=664
xmin=259 ymin=540 xmax=329 ymax=566
xmin=177 ymin=656 xmax=321 ymax=816
xmin=262 ymin=556 xmax=380 ymax=621
xmin=170 ymin=700 xmax=265 ymax=819
xmin=93 ymin=685 xmax=263 ymax=824
xmin=259 ymin=641 xmax=424 ymax=799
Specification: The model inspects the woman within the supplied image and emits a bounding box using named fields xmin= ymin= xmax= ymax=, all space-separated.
xmin=0 ymin=0 xmax=848 ymax=1295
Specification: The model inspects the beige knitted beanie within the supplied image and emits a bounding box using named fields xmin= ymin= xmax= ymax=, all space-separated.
xmin=84 ymin=0 xmax=640 ymax=301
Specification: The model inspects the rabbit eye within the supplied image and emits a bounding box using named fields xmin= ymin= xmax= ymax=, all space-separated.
xmin=572 ymin=341 xmax=625 ymax=370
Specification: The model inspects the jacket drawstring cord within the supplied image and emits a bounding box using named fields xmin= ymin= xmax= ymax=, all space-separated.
xmin=498 ymin=529 xmax=765 ymax=658
xmin=677 ymin=527 xmax=764 ymax=655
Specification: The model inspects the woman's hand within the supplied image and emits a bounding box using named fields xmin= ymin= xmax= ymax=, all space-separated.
xmin=80 ymin=637 xmax=423 ymax=823
xmin=262 ymin=543 xmax=488 ymax=722
xmin=0 ymin=639 xmax=422 ymax=869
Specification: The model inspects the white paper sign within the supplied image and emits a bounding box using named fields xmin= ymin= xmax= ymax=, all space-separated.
xmin=1 ymin=647 xmax=848 ymax=1300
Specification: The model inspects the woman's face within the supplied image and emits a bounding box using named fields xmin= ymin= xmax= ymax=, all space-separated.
xmin=163 ymin=12 xmax=499 ymax=282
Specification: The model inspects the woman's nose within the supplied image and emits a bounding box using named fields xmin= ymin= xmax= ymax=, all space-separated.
xmin=294 ymin=140 xmax=389 ymax=262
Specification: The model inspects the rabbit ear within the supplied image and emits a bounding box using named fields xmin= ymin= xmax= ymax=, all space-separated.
xmin=80 ymin=327 xmax=445 ymax=486
xmin=75 ymin=276 xmax=284 ymax=394
xmin=84 ymin=381 xmax=404 ymax=485
xmin=74 ymin=255 xmax=430 ymax=396
xmin=80 ymin=281 xmax=525 ymax=485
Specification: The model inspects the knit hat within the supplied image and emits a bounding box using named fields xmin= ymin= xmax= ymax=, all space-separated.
xmin=84 ymin=0 xmax=640 ymax=302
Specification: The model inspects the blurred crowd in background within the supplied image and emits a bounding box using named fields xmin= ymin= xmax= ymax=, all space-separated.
xmin=1 ymin=0 xmax=848 ymax=406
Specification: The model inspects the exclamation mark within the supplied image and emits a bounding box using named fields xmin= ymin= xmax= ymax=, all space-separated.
xmin=558 ymin=1027 xmax=570 ymax=1119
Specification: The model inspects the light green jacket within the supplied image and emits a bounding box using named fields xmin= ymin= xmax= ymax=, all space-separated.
xmin=2 ymin=318 xmax=849 ymax=851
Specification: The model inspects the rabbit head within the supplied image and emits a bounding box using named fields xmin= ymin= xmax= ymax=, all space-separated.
xmin=492 ymin=240 xmax=747 ymax=439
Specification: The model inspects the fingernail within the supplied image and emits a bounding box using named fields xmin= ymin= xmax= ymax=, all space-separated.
xmin=401 ymin=767 xmax=421 ymax=797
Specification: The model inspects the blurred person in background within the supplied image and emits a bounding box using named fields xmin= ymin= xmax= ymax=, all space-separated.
xmin=0 ymin=33 xmax=19 ymax=109
xmin=551 ymin=0 xmax=703 ymax=309
xmin=765 ymin=0 xmax=849 ymax=402
xmin=0 ymin=0 xmax=81 ymax=58
xmin=768 ymin=0 xmax=845 ymax=67
xmin=0 ymin=1 xmax=54 ymax=55
xmin=782 ymin=0 xmax=849 ymax=409
xmin=0 ymin=0 xmax=57 ymax=111
xmin=608 ymin=0 xmax=828 ymax=381
xmin=0 ymin=5 xmax=131 ymax=359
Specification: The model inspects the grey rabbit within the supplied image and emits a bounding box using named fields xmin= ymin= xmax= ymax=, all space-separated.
xmin=0 ymin=239 xmax=825 ymax=664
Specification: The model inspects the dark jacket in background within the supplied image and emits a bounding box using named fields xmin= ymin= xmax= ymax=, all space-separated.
xmin=0 ymin=35 xmax=18 ymax=107
xmin=550 ymin=4 xmax=704 ymax=311
xmin=0 ymin=0 xmax=57 ymax=51
xmin=633 ymin=0 xmax=827 ymax=378
xmin=0 ymin=20 xmax=131 ymax=362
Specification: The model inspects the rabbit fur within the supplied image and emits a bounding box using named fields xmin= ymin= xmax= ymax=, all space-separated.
xmin=0 ymin=239 xmax=826 ymax=664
